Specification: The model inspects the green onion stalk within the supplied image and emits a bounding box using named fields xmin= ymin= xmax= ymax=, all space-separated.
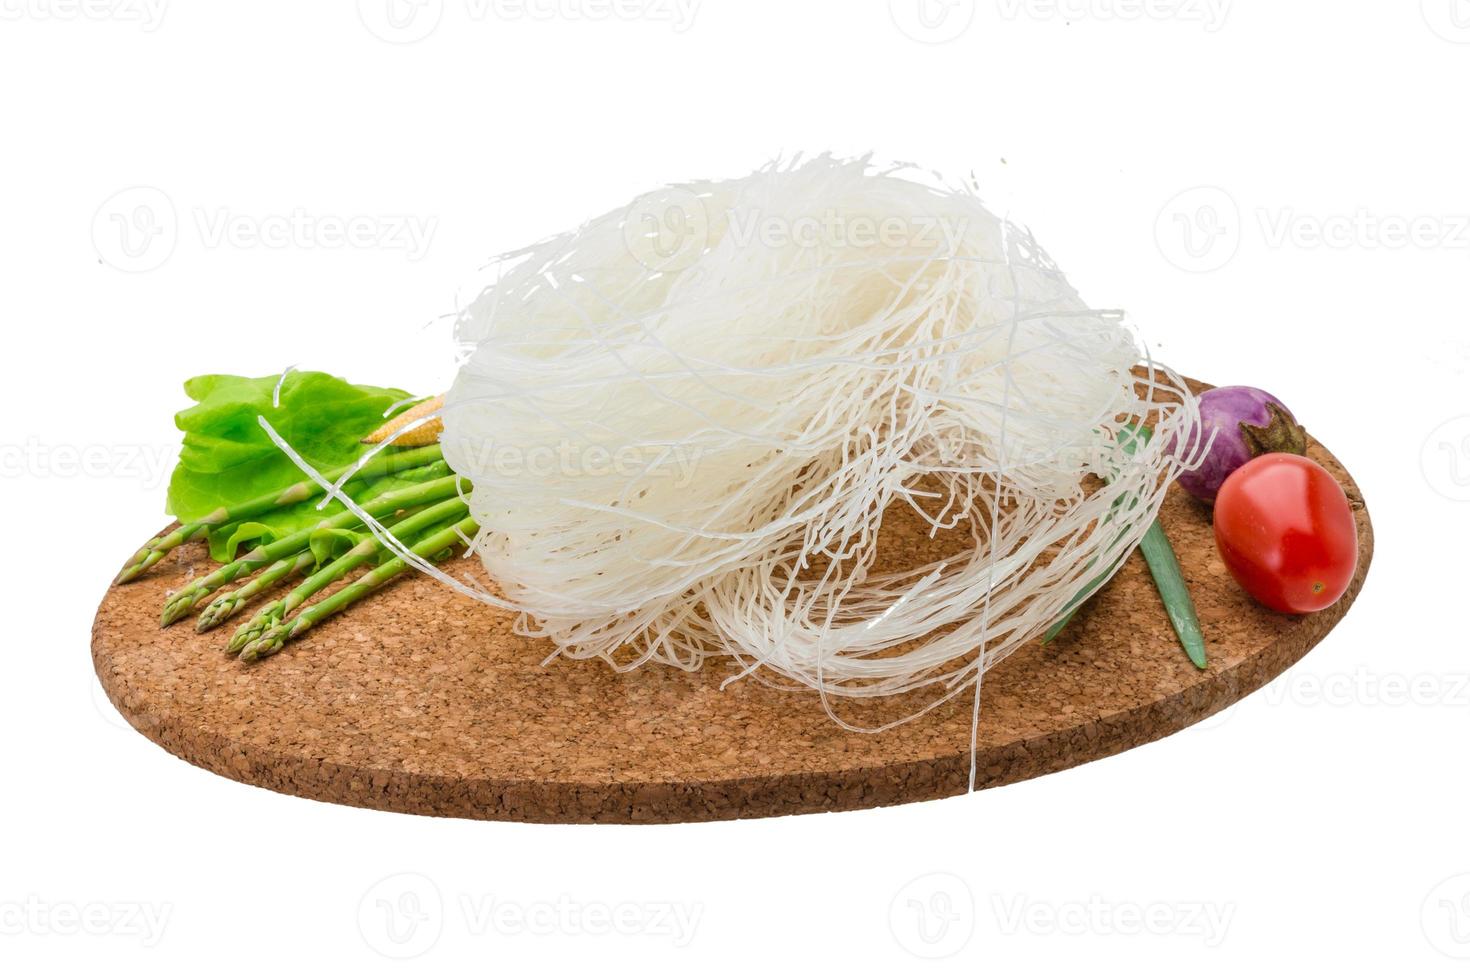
xmin=1043 ymin=424 xmax=1208 ymax=670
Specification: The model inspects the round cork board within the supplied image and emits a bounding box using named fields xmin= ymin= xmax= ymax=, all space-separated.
xmin=92 ymin=425 xmax=1372 ymax=824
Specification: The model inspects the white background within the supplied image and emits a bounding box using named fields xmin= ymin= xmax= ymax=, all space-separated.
xmin=2 ymin=1 xmax=1468 ymax=975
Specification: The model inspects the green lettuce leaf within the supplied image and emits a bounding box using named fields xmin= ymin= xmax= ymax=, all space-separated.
xmin=308 ymin=527 xmax=368 ymax=566
xmin=164 ymin=371 xmax=422 ymax=561
xmin=219 ymin=522 xmax=278 ymax=561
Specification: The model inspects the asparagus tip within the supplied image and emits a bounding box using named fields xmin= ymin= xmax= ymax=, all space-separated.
xmin=117 ymin=550 xmax=164 ymax=586
xmin=196 ymin=597 xmax=236 ymax=633
xmin=160 ymin=590 xmax=202 ymax=627
xmin=240 ymin=625 xmax=288 ymax=662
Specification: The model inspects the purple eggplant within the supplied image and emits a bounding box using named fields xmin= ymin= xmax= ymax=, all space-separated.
xmin=1176 ymin=386 xmax=1307 ymax=503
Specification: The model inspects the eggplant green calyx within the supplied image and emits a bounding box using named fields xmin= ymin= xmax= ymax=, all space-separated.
xmin=1238 ymin=402 xmax=1307 ymax=459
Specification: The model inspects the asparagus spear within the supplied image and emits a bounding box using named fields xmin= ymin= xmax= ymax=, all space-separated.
xmin=116 ymin=443 xmax=445 ymax=584
xmin=122 ymin=530 xmax=189 ymax=572
xmin=195 ymin=550 xmax=316 ymax=633
xmin=159 ymin=466 xmax=462 ymax=626
xmin=224 ymin=497 xmax=469 ymax=651
xmin=193 ymin=462 xmax=456 ymax=633
xmin=241 ymin=515 xmax=479 ymax=662
xmin=123 ymin=520 xmax=255 ymax=575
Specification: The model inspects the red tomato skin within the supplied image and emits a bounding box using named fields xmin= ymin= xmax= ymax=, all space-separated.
xmin=1212 ymin=454 xmax=1358 ymax=614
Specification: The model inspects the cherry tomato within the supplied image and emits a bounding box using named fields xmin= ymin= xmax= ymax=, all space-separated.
xmin=1212 ymin=453 xmax=1358 ymax=614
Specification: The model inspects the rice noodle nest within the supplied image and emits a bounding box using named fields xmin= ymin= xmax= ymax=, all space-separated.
xmin=441 ymin=156 xmax=1203 ymax=721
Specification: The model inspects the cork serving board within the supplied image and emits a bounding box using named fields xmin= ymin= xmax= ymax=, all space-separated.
xmin=92 ymin=426 xmax=1372 ymax=824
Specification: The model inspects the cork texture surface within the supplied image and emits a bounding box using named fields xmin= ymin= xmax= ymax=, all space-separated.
xmin=92 ymin=426 xmax=1373 ymax=824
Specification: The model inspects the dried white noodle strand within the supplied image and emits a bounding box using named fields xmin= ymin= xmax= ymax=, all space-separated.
xmin=428 ymin=155 xmax=1207 ymax=731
